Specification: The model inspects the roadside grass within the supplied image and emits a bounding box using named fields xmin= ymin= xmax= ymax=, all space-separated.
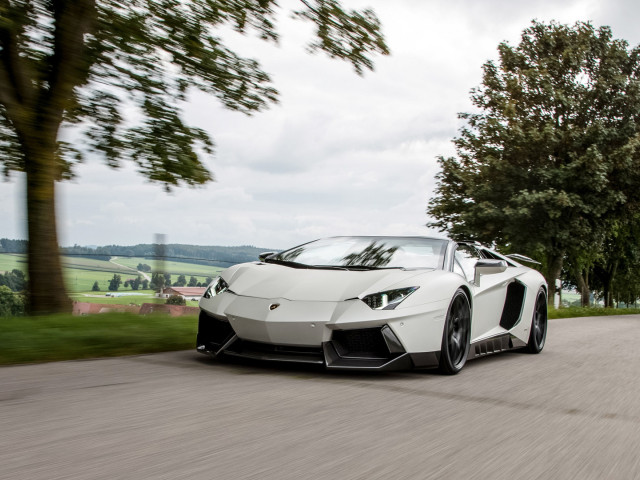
xmin=549 ymin=306 xmax=640 ymax=319
xmin=0 ymin=313 xmax=198 ymax=365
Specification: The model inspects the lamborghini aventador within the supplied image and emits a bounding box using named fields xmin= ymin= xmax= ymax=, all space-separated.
xmin=197 ymin=236 xmax=547 ymax=374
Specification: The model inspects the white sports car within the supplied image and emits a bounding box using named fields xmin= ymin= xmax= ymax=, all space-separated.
xmin=197 ymin=236 xmax=548 ymax=374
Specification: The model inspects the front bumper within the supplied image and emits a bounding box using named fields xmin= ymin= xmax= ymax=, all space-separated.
xmin=196 ymin=310 xmax=439 ymax=371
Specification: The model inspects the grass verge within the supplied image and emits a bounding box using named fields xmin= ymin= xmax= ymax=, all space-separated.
xmin=0 ymin=313 xmax=197 ymax=365
xmin=549 ymin=306 xmax=640 ymax=319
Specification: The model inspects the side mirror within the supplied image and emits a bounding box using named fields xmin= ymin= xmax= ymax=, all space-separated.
xmin=259 ymin=251 xmax=278 ymax=262
xmin=474 ymin=259 xmax=508 ymax=284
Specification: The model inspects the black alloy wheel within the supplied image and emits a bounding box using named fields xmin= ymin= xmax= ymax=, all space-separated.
xmin=526 ymin=288 xmax=547 ymax=353
xmin=438 ymin=289 xmax=471 ymax=375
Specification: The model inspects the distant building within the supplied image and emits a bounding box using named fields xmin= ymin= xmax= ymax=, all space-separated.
xmin=160 ymin=286 xmax=206 ymax=301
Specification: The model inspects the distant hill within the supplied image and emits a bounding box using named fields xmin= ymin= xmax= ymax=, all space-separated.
xmin=0 ymin=239 xmax=275 ymax=268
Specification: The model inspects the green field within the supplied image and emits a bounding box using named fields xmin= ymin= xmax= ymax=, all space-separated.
xmin=1 ymin=253 xmax=223 ymax=293
xmin=110 ymin=256 xmax=222 ymax=278
xmin=69 ymin=290 xmax=167 ymax=305
xmin=0 ymin=253 xmax=27 ymax=272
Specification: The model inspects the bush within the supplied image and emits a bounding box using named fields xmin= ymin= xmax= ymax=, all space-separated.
xmin=166 ymin=295 xmax=186 ymax=306
xmin=0 ymin=286 xmax=26 ymax=317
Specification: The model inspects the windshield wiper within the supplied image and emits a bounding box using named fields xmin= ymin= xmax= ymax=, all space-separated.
xmin=341 ymin=265 xmax=403 ymax=271
xmin=263 ymin=258 xmax=309 ymax=269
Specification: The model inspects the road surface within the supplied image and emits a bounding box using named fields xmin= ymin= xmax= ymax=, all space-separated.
xmin=1 ymin=315 xmax=639 ymax=479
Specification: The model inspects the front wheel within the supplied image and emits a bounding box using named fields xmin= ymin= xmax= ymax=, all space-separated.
xmin=438 ymin=289 xmax=471 ymax=375
xmin=526 ymin=288 xmax=547 ymax=353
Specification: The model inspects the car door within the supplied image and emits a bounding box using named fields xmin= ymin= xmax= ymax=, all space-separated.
xmin=454 ymin=243 xmax=519 ymax=342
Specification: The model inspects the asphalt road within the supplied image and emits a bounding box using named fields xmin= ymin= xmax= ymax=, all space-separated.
xmin=1 ymin=315 xmax=639 ymax=480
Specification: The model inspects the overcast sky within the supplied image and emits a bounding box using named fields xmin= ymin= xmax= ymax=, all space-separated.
xmin=2 ymin=0 xmax=640 ymax=249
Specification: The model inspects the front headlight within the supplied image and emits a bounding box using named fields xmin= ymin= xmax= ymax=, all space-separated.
xmin=361 ymin=287 xmax=419 ymax=310
xmin=203 ymin=276 xmax=230 ymax=298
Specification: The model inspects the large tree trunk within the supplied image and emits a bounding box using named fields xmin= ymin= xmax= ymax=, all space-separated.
xmin=24 ymin=142 xmax=70 ymax=314
xmin=545 ymin=253 xmax=563 ymax=308
xmin=602 ymin=259 xmax=619 ymax=308
xmin=575 ymin=269 xmax=590 ymax=307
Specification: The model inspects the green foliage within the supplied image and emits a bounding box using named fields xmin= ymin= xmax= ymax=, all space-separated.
xmin=188 ymin=276 xmax=198 ymax=287
xmin=174 ymin=274 xmax=187 ymax=287
xmin=108 ymin=274 xmax=122 ymax=291
xmin=0 ymin=239 xmax=28 ymax=253
xmin=0 ymin=0 xmax=388 ymax=185
xmin=91 ymin=281 xmax=100 ymax=292
xmin=141 ymin=278 xmax=149 ymax=290
xmin=0 ymin=0 xmax=387 ymax=314
xmin=0 ymin=313 xmax=197 ymax=365
xmin=428 ymin=21 xmax=640 ymax=299
xmin=166 ymin=294 xmax=186 ymax=306
xmin=0 ymin=285 xmax=26 ymax=317
xmin=137 ymin=263 xmax=151 ymax=272
xmin=149 ymin=273 xmax=162 ymax=291
xmin=0 ymin=268 xmax=26 ymax=291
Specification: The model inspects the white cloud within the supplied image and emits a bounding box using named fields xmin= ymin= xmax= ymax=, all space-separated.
xmin=2 ymin=0 xmax=639 ymax=249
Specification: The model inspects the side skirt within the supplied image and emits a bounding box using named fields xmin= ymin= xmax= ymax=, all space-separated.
xmin=469 ymin=333 xmax=527 ymax=360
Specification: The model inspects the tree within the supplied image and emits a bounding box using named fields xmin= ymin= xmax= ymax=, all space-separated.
xmin=141 ymin=279 xmax=149 ymax=290
xmin=108 ymin=274 xmax=122 ymax=291
xmin=0 ymin=269 xmax=26 ymax=292
xmin=188 ymin=276 xmax=198 ymax=287
xmin=0 ymin=0 xmax=389 ymax=314
xmin=427 ymin=21 xmax=640 ymax=305
xmin=149 ymin=273 xmax=165 ymax=291
xmin=137 ymin=263 xmax=151 ymax=273
xmin=91 ymin=281 xmax=100 ymax=292
xmin=0 ymin=286 xmax=26 ymax=316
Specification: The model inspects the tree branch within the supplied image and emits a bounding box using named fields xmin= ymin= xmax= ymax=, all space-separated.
xmin=0 ymin=17 xmax=34 ymax=133
xmin=40 ymin=0 xmax=96 ymax=132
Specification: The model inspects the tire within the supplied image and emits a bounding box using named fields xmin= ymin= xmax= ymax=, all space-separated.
xmin=438 ymin=289 xmax=471 ymax=375
xmin=526 ymin=288 xmax=547 ymax=353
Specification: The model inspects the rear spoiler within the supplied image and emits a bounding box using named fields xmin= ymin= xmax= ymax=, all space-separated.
xmin=506 ymin=253 xmax=540 ymax=265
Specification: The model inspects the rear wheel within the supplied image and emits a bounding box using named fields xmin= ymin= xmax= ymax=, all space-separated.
xmin=438 ymin=289 xmax=471 ymax=375
xmin=526 ymin=288 xmax=547 ymax=353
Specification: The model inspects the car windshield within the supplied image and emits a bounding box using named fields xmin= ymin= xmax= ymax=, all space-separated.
xmin=267 ymin=236 xmax=448 ymax=270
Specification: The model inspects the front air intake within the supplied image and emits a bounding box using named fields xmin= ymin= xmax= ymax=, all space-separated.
xmin=197 ymin=310 xmax=235 ymax=351
xmin=331 ymin=327 xmax=391 ymax=359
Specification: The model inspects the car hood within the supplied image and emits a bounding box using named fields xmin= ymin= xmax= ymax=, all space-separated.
xmin=222 ymin=262 xmax=441 ymax=302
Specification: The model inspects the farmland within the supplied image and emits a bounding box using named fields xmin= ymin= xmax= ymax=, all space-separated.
xmin=109 ymin=256 xmax=223 ymax=278
xmin=0 ymin=253 xmax=223 ymax=294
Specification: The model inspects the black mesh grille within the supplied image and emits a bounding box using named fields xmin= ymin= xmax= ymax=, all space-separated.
xmin=197 ymin=310 xmax=235 ymax=349
xmin=227 ymin=340 xmax=323 ymax=357
xmin=331 ymin=328 xmax=389 ymax=359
